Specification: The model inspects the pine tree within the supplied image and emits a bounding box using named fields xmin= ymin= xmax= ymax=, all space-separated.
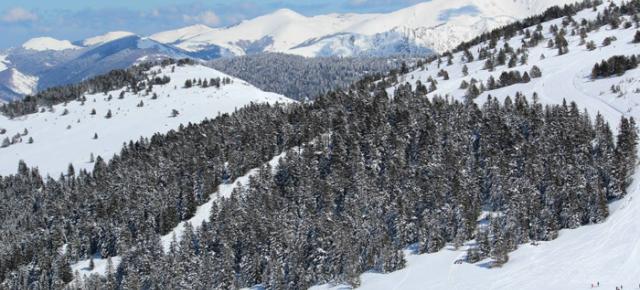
xmin=530 ymin=66 xmax=542 ymax=78
xmin=614 ymin=117 xmax=639 ymax=195
xmin=105 ymin=109 xmax=112 ymax=119
xmin=59 ymin=256 xmax=73 ymax=283
xmin=634 ymin=30 xmax=640 ymax=43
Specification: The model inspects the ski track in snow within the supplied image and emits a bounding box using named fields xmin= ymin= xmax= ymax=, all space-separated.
xmin=315 ymin=1 xmax=640 ymax=289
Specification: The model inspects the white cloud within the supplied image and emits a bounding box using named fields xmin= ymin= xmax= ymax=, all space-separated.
xmin=350 ymin=0 xmax=368 ymax=5
xmin=2 ymin=7 xmax=38 ymax=23
xmin=183 ymin=10 xmax=220 ymax=26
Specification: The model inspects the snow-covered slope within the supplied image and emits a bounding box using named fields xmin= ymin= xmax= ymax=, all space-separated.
xmin=0 ymin=68 xmax=38 ymax=96
xmin=82 ymin=31 xmax=135 ymax=47
xmin=22 ymin=37 xmax=81 ymax=51
xmin=0 ymin=64 xmax=291 ymax=177
xmin=0 ymin=55 xmax=8 ymax=72
xmin=150 ymin=0 xmax=575 ymax=57
xmin=316 ymin=1 xmax=640 ymax=289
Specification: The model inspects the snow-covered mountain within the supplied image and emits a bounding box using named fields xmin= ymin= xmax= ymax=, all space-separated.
xmin=21 ymin=37 xmax=81 ymax=51
xmin=64 ymin=0 xmax=640 ymax=284
xmin=0 ymin=35 xmax=194 ymax=101
xmin=150 ymin=0 xmax=575 ymax=57
xmin=312 ymin=1 xmax=640 ymax=289
xmin=80 ymin=31 xmax=136 ymax=47
xmin=0 ymin=68 xmax=38 ymax=99
xmin=0 ymin=64 xmax=291 ymax=177
xmin=0 ymin=0 xmax=574 ymax=101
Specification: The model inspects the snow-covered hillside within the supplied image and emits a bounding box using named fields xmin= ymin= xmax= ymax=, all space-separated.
xmin=150 ymin=0 xmax=575 ymax=57
xmin=0 ymin=64 xmax=291 ymax=177
xmin=0 ymin=55 xmax=8 ymax=72
xmin=22 ymin=37 xmax=81 ymax=51
xmin=82 ymin=31 xmax=135 ymax=47
xmin=315 ymin=1 xmax=640 ymax=289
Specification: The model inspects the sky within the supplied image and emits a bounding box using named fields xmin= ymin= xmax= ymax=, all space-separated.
xmin=0 ymin=0 xmax=424 ymax=49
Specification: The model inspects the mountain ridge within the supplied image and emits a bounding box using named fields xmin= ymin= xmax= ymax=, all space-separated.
xmin=0 ymin=0 xmax=577 ymax=101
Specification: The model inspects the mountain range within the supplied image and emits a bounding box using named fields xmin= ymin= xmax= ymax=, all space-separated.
xmin=2 ymin=0 xmax=640 ymax=289
xmin=0 ymin=0 xmax=575 ymax=102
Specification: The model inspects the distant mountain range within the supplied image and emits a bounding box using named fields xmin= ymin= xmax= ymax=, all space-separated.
xmin=0 ymin=0 xmax=575 ymax=101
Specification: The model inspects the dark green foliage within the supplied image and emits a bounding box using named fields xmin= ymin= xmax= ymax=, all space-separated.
xmin=0 ymin=78 xmax=634 ymax=288
xmin=592 ymin=55 xmax=639 ymax=78
xmin=209 ymin=53 xmax=403 ymax=101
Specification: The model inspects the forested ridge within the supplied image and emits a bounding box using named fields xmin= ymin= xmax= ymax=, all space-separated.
xmin=1 ymin=0 xmax=640 ymax=289
xmin=209 ymin=53 xmax=402 ymax=101
xmin=0 ymin=74 xmax=636 ymax=288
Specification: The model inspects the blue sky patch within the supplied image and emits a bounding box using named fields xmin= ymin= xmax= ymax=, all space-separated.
xmin=438 ymin=5 xmax=480 ymax=21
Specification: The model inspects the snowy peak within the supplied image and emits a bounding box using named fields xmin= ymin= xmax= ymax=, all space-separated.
xmin=149 ymin=24 xmax=216 ymax=45
xmin=22 ymin=37 xmax=81 ymax=51
xmin=82 ymin=31 xmax=136 ymax=47
xmin=149 ymin=0 xmax=576 ymax=57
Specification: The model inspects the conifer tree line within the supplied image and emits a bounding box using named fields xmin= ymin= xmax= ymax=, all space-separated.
xmin=592 ymin=54 xmax=640 ymax=78
xmin=209 ymin=53 xmax=404 ymax=101
xmin=1 ymin=72 xmax=637 ymax=288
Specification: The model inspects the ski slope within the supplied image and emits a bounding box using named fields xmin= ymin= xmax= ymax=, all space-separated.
xmin=0 ymin=64 xmax=291 ymax=177
xmin=316 ymin=1 xmax=640 ymax=289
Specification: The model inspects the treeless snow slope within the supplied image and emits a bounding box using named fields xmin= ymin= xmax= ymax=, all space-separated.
xmin=82 ymin=31 xmax=135 ymax=47
xmin=0 ymin=54 xmax=9 ymax=72
xmin=316 ymin=1 xmax=640 ymax=289
xmin=22 ymin=37 xmax=81 ymax=51
xmin=0 ymin=64 xmax=291 ymax=177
